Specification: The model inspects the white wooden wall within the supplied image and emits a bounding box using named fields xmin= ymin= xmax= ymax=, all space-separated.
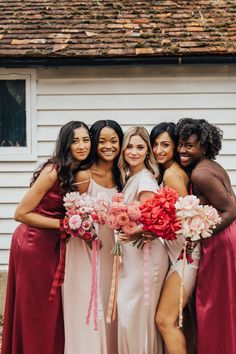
xmin=1 ymin=64 xmax=236 ymax=269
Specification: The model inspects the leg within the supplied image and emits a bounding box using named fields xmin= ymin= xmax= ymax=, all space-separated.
xmin=156 ymin=271 xmax=188 ymax=354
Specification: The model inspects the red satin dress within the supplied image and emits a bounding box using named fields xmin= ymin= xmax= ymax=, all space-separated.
xmin=1 ymin=179 xmax=65 ymax=354
xmin=196 ymin=169 xmax=236 ymax=354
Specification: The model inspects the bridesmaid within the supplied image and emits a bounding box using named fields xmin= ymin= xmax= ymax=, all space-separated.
xmin=176 ymin=118 xmax=236 ymax=354
xmin=1 ymin=121 xmax=91 ymax=354
xmin=150 ymin=122 xmax=200 ymax=354
xmin=63 ymin=120 xmax=123 ymax=354
xmin=117 ymin=126 xmax=169 ymax=354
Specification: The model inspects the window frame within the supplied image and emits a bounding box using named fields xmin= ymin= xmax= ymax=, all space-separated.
xmin=0 ymin=69 xmax=37 ymax=161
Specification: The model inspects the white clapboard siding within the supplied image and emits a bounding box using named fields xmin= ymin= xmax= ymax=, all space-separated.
xmin=0 ymin=188 xmax=28 ymax=203
xmin=1 ymin=64 xmax=236 ymax=269
xmin=38 ymin=109 xmax=236 ymax=125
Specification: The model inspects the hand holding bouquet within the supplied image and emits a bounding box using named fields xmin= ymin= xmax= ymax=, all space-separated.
xmin=63 ymin=191 xmax=108 ymax=246
xmin=175 ymin=195 xmax=222 ymax=263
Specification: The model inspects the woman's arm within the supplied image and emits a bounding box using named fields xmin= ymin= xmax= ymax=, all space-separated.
xmin=14 ymin=166 xmax=60 ymax=229
xmin=192 ymin=169 xmax=236 ymax=233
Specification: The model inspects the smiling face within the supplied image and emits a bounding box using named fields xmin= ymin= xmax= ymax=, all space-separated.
xmin=70 ymin=127 xmax=91 ymax=162
xmin=97 ymin=127 xmax=120 ymax=162
xmin=177 ymin=134 xmax=206 ymax=168
xmin=152 ymin=131 xmax=175 ymax=168
xmin=124 ymin=134 xmax=148 ymax=174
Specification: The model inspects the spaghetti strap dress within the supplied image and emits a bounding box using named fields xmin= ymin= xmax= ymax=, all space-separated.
xmin=117 ymin=169 xmax=169 ymax=354
xmin=163 ymin=168 xmax=200 ymax=298
xmin=195 ymin=166 xmax=236 ymax=354
xmin=62 ymin=177 xmax=118 ymax=354
xmin=1 ymin=178 xmax=65 ymax=354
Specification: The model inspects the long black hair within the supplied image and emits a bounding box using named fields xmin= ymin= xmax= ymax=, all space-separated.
xmin=89 ymin=119 xmax=124 ymax=191
xmin=150 ymin=122 xmax=179 ymax=185
xmin=31 ymin=120 xmax=90 ymax=192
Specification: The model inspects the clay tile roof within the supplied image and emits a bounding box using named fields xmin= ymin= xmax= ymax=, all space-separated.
xmin=0 ymin=0 xmax=235 ymax=58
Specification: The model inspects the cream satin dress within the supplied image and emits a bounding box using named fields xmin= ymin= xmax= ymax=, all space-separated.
xmin=117 ymin=169 xmax=169 ymax=354
xmin=62 ymin=177 xmax=118 ymax=354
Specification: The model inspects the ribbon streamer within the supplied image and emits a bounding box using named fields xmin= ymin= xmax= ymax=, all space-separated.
xmin=143 ymin=242 xmax=150 ymax=306
xmin=178 ymin=240 xmax=187 ymax=328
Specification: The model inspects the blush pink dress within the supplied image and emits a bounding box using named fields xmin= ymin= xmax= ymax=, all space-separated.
xmin=62 ymin=177 xmax=118 ymax=354
xmin=117 ymin=169 xmax=169 ymax=354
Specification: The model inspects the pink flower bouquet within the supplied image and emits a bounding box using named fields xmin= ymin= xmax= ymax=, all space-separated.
xmin=106 ymin=193 xmax=141 ymax=255
xmin=175 ymin=195 xmax=222 ymax=263
xmin=63 ymin=191 xmax=108 ymax=244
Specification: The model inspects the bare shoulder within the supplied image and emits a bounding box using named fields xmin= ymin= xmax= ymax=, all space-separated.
xmin=74 ymin=169 xmax=91 ymax=184
xmin=164 ymin=164 xmax=188 ymax=184
xmin=37 ymin=164 xmax=58 ymax=184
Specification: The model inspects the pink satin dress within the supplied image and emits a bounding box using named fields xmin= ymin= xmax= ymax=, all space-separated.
xmin=1 ymin=179 xmax=65 ymax=354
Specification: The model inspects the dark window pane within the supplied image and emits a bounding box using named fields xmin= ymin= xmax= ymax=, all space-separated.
xmin=0 ymin=80 xmax=26 ymax=147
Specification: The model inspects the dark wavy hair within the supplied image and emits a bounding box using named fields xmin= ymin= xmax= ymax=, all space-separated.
xmin=89 ymin=119 xmax=124 ymax=191
xmin=175 ymin=118 xmax=223 ymax=159
xmin=150 ymin=122 xmax=179 ymax=185
xmin=31 ymin=121 xmax=90 ymax=192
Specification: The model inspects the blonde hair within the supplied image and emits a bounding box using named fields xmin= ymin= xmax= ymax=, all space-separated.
xmin=118 ymin=126 xmax=159 ymax=184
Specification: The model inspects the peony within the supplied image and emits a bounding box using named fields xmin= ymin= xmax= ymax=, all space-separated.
xmin=175 ymin=195 xmax=200 ymax=218
xmin=68 ymin=214 xmax=82 ymax=230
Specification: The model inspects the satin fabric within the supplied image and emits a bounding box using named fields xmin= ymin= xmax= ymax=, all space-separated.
xmin=1 ymin=180 xmax=65 ymax=354
xmin=196 ymin=220 xmax=236 ymax=354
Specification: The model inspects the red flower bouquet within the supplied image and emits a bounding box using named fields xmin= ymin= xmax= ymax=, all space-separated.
xmin=135 ymin=186 xmax=181 ymax=248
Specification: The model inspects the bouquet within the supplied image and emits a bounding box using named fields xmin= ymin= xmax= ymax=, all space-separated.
xmin=175 ymin=195 xmax=222 ymax=263
xmin=106 ymin=193 xmax=141 ymax=255
xmin=136 ymin=186 xmax=181 ymax=248
xmin=175 ymin=194 xmax=221 ymax=328
xmin=106 ymin=192 xmax=141 ymax=323
xmin=63 ymin=191 xmax=109 ymax=330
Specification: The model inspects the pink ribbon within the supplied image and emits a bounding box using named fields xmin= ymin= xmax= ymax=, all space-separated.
xmin=86 ymin=239 xmax=99 ymax=330
xmin=143 ymin=243 xmax=150 ymax=306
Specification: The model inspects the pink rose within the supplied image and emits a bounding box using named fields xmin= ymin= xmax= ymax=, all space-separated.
xmin=116 ymin=212 xmax=130 ymax=226
xmin=122 ymin=221 xmax=139 ymax=235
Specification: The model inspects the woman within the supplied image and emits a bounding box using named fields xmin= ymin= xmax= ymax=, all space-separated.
xmin=117 ymin=126 xmax=169 ymax=354
xmin=176 ymin=117 xmax=236 ymax=354
xmin=150 ymin=122 xmax=200 ymax=354
xmin=63 ymin=120 xmax=123 ymax=354
xmin=1 ymin=121 xmax=91 ymax=354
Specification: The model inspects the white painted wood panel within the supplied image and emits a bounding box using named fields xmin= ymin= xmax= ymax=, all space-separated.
xmin=0 ymin=220 xmax=19 ymax=234
xmin=0 ymin=188 xmax=28 ymax=203
xmin=0 ymin=235 xmax=12 ymax=249
xmin=37 ymin=94 xmax=236 ymax=110
xmin=38 ymin=109 xmax=236 ymax=125
xmin=0 ymin=173 xmax=31 ymax=187
xmin=0 ymin=204 xmax=17 ymax=218
xmin=0 ymin=250 xmax=10 ymax=267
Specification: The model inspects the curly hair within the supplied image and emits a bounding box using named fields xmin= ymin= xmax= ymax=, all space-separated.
xmin=175 ymin=118 xmax=223 ymax=159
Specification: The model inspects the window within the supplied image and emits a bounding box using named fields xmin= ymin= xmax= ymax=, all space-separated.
xmin=0 ymin=69 xmax=36 ymax=161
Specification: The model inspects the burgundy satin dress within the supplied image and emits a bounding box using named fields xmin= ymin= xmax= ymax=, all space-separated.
xmin=196 ymin=167 xmax=236 ymax=354
xmin=1 ymin=180 xmax=65 ymax=354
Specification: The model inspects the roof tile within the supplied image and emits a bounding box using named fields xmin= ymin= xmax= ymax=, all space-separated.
xmin=0 ymin=0 xmax=235 ymax=58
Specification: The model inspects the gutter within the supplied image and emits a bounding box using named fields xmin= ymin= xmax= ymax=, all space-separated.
xmin=0 ymin=55 xmax=236 ymax=67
